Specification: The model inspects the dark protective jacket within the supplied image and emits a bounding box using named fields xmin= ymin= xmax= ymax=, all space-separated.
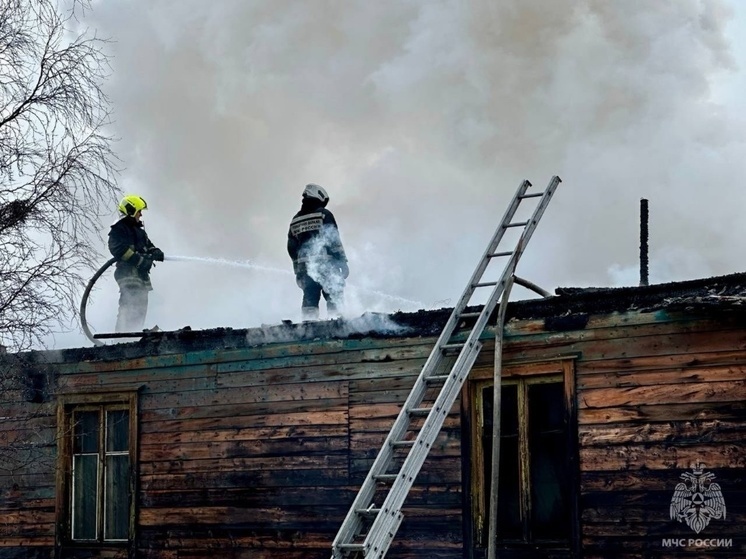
xmin=108 ymin=216 xmax=157 ymax=286
xmin=287 ymin=199 xmax=347 ymax=275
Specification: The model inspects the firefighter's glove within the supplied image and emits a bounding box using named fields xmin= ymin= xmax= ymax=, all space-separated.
xmin=339 ymin=261 xmax=349 ymax=279
xmin=137 ymin=254 xmax=154 ymax=276
xmin=149 ymin=247 xmax=165 ymax=262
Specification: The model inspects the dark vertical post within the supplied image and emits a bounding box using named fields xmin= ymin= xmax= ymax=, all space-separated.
xmin=640 ymin=198 xmax=649 ymax=286
xmin=488 ymin=276 xmax=514 ymax=559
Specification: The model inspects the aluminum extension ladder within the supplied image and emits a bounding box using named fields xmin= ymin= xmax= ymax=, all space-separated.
xmin=330 ymin=176 xmax=562 ymax=559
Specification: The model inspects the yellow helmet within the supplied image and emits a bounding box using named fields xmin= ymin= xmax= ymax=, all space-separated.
xmin=118 ymin=195 xmax=148 ymax=216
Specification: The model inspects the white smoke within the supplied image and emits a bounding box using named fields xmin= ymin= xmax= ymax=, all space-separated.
xmin=46 ymin=0 xmax=746 ymax=348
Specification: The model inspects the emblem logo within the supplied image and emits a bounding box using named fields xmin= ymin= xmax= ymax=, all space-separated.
xmin=669 ymin=464 xmax=726 ymax=534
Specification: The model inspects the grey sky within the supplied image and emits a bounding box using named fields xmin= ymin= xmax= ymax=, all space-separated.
xmin=50 ymin=0 xmax=746 ymax=348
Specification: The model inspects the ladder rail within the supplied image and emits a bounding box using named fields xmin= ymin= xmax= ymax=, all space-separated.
xmin=455 ymin=175 xmax=561 ymax=354
xmin=331 ymin=176 xmax=562 ymax=559
xmin=367 ymin=342 xmax=484 ymax=558
xmin=455 ymin=179 xmax=531 ymax=309
xmin=424 ymin=180 xmax=530 ymax=353
xmin=364 ymin=258 xmax=522 ymax=557
xmin=331 ymin=350 xmax=449 ymax=553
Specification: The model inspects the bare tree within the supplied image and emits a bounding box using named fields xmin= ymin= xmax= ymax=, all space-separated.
xmin=0 ymin=0 xmax=118 ymax=352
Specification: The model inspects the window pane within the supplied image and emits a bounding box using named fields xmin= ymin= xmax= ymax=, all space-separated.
xmin=72 ymin=455 xmax=98 ymax=540
xmin=482 ymin=384 xmax=521 ymax=540
xmin=528 ymin=382 xmax=570 ymax=541
xmin=105 ymin=455 xmax=130 ymax=540
xmin=106 ymin=410 xmax=129 ymax=452
xmin=73 ymin=411 xmax=99 ymax=454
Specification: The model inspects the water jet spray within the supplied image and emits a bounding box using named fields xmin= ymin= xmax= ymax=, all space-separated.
xmin=79 ymin=254 xmax=425 ymax=345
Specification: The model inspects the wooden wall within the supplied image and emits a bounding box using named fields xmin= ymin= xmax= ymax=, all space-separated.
xmin=502 ymin=309 xmax=746 ymax=558
xmin=1 ymin=305 xmax=746 ymax=558
xmin=2 ymin=335 xmax=465 ymax=559
xmin=0 ymin=358 xmax=57 ymax=559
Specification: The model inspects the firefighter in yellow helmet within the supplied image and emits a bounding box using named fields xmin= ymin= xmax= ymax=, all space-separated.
xmin=107 ymin=195 xmax=165 ymax=332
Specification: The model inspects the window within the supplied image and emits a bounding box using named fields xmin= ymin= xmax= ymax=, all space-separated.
xmin=57 ymin=393 xmax=137 ymax=547
xmin=468 ymin=360 xmax=578 ymax=556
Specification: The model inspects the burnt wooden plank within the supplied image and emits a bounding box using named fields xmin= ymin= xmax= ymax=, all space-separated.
xmin=214 ymin=342 xmax=433 ymax=374
xmin=0 ymin=474 xmax=53 ymax=489
xmin=140 ymin=466 xmax=349 ymax=489
xmin=138 ymin=505 xmax=343 ymax=527
xmin=140 ymin=486 xmax=462 ymax=511
xmin=583 ymin=488 xmax=746 ymax=510
xmin=0 ymin=497 xmax=54 ymax=513
xmin=140 ymin=435 xmax=348 ymax=461
xmin=580 ymin=468 xmax=746 ymax=492
xmin=161 ymin=553 xmax=315 ymax=559
xmin=217 ymin=360 xmax=420 ymax=389
xmin=504 ymin=327 xmax=746 ymax=364
xmin=580 ymin=536 xmax=742 ymax=558
xmin=56 ymin=365 xmax=216 ymax=392
xmin=0 ymin=487 xmax=55 ymax=506
xmin=506 ymin=315 xmax=742 ymax=346
xmin=581 ymin=504 xmax=744 ymax=525
xmin=142 ymin=380 xmax=348 ymax=410
xmin=579 ymin=419 xmax=746 ymax=446
xmin=0 ymin=519 xmax=54 ymax=537
xmin=349 ymin=374 xmax=425 ymax=394
xmin=576 ymin=348 xmax=746 ymax=376
xmin=141 ymin=485 xmax=358 ymax=507
xmin=0 ymin=415 xmax=55 ymax=433
xmin=141 ymin=422 xmax=347 ymax=445
xmin=55 ymin=337 xmax=432 ymax=374
xmin=139 ymin=453 xmax=347 ymax=476
xmin=140 ymin=408 xmax=347 ymax=433
xmin=58 ymin=548 xmax=131 ymax=559
xmin=580 ymin=442 xmax=746 ymax=471
xmin=140 ymin=397 xmax=348 ymax=421
xmin=579 ymin=401 xmax=746 ymax=424
xmin=217 ymin=347 xmax=431 ymax=383
xmin=578 ymin=363 xmax=746 ymax=390
xmin=579 ymin=380 xmax=746 ymax=409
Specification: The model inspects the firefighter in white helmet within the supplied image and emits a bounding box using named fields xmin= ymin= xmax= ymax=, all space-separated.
xmin=108 ymin=195 xmax=165 ymax=332
xmin=287 ymin=184 xmax=349 ymax=320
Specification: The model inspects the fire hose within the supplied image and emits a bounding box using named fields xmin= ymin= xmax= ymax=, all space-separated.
xmin=80 ymin=255 xmax=171 ymax=346
xmin=80 ymin=257 xmax=117 ymax=346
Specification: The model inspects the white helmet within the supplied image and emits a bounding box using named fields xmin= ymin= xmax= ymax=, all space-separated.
xmin=303 ymin=183 xmax=329 ymax=204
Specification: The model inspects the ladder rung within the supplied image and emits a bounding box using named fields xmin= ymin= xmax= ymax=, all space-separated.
xmin=441 ymin=342 xmax=464 ymax=350
xmin=488 ymin=251 xmax=513 ymax=258
xmin=391 ymin=440 xmax=415 ymax=448
xmin=518 ymin=192 xmax=543 ymax=199
xmin=472 ymin=281 xmax=497 ymax=288
xmin=374 ymin=474 xmax=398 ymax=482
xmin=425 ymin=374 xmax=449 ymax=383
xmin=460 ymin=311 xmax=481 ymax=318
xmin=337 ymin=543 xmax=367 ymax=551
xmin=355 ymin=507 xmax=381 ymax=518
xmin=504 ymin=221 xmax=528 ymax=228
xmin=408 ymin=407 xmax=431 ymax=416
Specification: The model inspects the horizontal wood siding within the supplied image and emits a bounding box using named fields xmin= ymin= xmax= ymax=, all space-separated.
xmin=503 ymin=311 xmax=746 ymax=558
xmin=2 ymin=308 xmax=746 ymax=558
xmin=54 ymin=336 xmax=460 ymax=558
xmin=0 ymin=360 xmax=56 ymax=559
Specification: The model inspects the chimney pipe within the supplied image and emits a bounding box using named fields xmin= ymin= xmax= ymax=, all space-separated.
xmin=639 ymin=198 xmax=649 ymax=286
